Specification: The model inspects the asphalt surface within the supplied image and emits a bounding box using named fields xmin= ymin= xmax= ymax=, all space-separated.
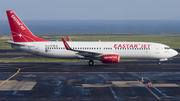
xmin=0 ymin=49 xmax=180 ymax=101
xmin=0 ymin=59 xmax=180 ymax=101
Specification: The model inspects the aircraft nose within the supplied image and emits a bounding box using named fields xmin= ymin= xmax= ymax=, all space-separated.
xmin=172 ymin=49 xmax=178 ymax=57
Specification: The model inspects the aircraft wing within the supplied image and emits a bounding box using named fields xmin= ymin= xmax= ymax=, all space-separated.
xmin=72 ymin=49 xmax=103 ymax=57
xmin=61 ymin=38 xmax=110 ymax=58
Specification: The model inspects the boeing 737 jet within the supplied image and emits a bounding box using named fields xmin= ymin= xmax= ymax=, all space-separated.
xmin=6 ymin=10 xmax=178 ymax=65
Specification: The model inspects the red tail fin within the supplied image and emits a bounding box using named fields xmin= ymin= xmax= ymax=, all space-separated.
xmin=6 ymin=10 xmax=49 ymax=42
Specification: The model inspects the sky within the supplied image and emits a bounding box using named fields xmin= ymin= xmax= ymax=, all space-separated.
xmin=0 ymin=0 xmax=180 ymax=20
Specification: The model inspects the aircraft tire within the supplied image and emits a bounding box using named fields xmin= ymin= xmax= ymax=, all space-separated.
xmin=89 ymin=60 xmax=94 ymax=66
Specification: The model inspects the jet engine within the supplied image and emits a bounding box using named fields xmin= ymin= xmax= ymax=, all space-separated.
xmin=101 ymin=54 xmax=120 ymax=63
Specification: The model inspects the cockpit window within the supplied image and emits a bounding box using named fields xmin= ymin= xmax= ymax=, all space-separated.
xmin=164 ymin=47 xmax=171 ymax=50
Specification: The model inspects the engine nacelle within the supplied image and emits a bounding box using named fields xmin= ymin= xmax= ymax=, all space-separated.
xmin=102 ymin=54 xmax=120 ymax=63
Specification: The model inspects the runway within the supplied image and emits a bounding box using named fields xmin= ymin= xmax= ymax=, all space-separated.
xmin=0 ymin=57 xmax=180 ymax=101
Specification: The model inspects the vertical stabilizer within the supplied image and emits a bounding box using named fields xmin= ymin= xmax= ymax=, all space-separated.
xmin=6 ymin=10 xmax=49 ymax=42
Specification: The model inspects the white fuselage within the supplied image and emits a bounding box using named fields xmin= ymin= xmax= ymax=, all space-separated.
xmin=12 ymin=41 xmax=178 ymax=61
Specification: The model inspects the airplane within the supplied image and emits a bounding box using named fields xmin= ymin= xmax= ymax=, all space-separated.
xmin=6 ymin=10 xmax=178 ymax=66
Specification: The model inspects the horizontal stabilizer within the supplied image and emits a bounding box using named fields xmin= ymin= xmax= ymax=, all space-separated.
xmin=5 ymin=40 xmax=25 ymax=46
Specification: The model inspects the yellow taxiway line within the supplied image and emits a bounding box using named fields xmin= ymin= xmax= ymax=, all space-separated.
xmin=0 ymin=68 xmax=21 ymax=86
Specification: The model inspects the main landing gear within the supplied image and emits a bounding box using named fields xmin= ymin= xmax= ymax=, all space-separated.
xmin=88 ymin=60 xmax=94 ymax=66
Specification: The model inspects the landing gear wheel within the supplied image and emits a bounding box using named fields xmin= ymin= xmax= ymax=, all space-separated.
xmin=89 ymin=60 xmax=94 ymax=66
xmin=158 ymin=61 xmax=161 ymax=65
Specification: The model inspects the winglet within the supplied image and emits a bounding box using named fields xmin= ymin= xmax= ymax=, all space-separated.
xmin=66 ymin=36 xmax=72 ymax=42
xmin=62 ymin=38 xmax=72 ymax=50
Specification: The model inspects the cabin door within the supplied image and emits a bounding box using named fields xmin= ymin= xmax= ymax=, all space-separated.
xmin=155 ymin=46 xmax=160 ymax=54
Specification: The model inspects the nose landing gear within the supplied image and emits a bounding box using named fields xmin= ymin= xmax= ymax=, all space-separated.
xmin=158 ymin=61 xmax=161 ymax=65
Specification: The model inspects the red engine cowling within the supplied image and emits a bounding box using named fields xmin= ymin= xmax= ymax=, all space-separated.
xmin=102 ymin=54 xmax=119 ymax=63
